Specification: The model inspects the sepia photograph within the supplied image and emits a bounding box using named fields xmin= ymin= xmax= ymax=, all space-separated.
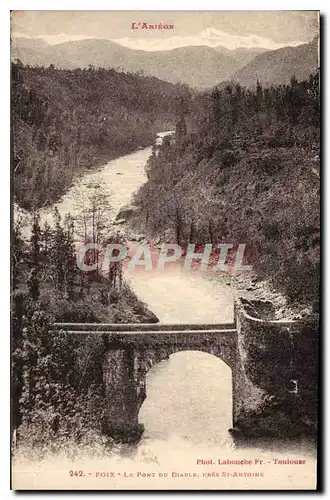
xmin=10 ymin=10 xmax=320 ymax=490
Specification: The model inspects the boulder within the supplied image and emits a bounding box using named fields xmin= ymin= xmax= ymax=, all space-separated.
xmin=115 ymin=204 xmax=137 ymax=221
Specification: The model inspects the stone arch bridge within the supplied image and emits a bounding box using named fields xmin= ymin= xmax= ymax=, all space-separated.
xmin=53 ymin=300 xmax=317 ymax=441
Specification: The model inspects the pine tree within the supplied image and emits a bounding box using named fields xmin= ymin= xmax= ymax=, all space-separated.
xmin=50 ymin=207 xmax=66 ymax=291
xmin=30 ymin=212 xmax=41 ymax=267
xmin=63 ymin=214 xmax=75 ymax=300
xmin=12 ymin=218 xmax=24 ymax=290
xmin=27 ymin=213 xmax=41 ymax=301
xmin=256 ymin=79 xmax=263 ymax=114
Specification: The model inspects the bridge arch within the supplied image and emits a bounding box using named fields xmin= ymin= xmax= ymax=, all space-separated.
xmin=52 ymin=321 xmax=241 ymax=442
xmin=138 ymin=342 xmax=237 ymax=375
xmin=100 ymin=328 xmax=240 ymax=442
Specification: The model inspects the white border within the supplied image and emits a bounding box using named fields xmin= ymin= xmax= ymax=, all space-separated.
xmin=0 ymin=2 xmax=326 ymax=498
xmin=5 ymin=2 xmax=324 ymax=10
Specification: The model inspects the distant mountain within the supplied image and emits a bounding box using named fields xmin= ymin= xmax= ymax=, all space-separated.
xmin=213 ymin=46 xmax=269 ymax=70
xmin=13 ymin=28 xmax=305 ymax=52
xmin=12 ymin=35 xmax=317 ymax=90
xmin=12 ymin=36 xmax=266 ymax=89
xmin=233 ymin=37 xmax=319 ymax=88
xmin=113 ymin=28 xmax=304 ymax=52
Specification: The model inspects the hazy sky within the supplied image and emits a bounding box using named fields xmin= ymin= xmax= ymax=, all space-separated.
xmin=12 ymin=11 xmax=319 ymax=44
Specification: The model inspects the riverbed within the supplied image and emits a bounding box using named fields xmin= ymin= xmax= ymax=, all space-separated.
xmin=13 ymin=133 xmax=317 ymax=490
xmin=38 ymin=131 xmax=237 ymax=439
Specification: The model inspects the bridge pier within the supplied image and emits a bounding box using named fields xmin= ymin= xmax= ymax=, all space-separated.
xmin=102 ymin=345 xmax=145 ymax=442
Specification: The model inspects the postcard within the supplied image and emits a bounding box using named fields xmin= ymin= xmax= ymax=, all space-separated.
xmin=11 ymin=10 xmax=320 ymax=490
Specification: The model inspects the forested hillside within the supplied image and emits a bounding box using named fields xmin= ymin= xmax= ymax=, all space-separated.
xmin=12 ymin=203 xmax=158 ymax=453
xmin=133 ymin=72 xmax=320 ymax=308
xmin=12 ymin=63 xmax=190 ymax=210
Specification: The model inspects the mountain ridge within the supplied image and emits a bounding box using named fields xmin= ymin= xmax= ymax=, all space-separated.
xmin=13 ymin=27 xmax=306 ymax=51
xmin=12 ymin=35 xmax=318 ymax=89
xmin=232 ymin=36 xmax=319 ymax=88
xmin=12 ymin=36 xmax=262 ymax=89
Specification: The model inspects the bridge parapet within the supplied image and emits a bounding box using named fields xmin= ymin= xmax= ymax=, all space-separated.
xmin=51 ymin=321 xmax=236 ymax=332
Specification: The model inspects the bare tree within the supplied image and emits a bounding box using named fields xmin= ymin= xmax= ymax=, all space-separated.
xmin=72 ymin=177 xmax=113 ymax=244
xmin=72 ymin=178 xmax=113 ymax=277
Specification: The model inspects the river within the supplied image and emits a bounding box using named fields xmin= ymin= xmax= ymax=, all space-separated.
xmin=39 ymin=130 xmax=237 ymax=442
xmin=13 ymin=133 xmax=316 ymax=490
xmin=38 ymin=131 xmax=235 ymax=324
